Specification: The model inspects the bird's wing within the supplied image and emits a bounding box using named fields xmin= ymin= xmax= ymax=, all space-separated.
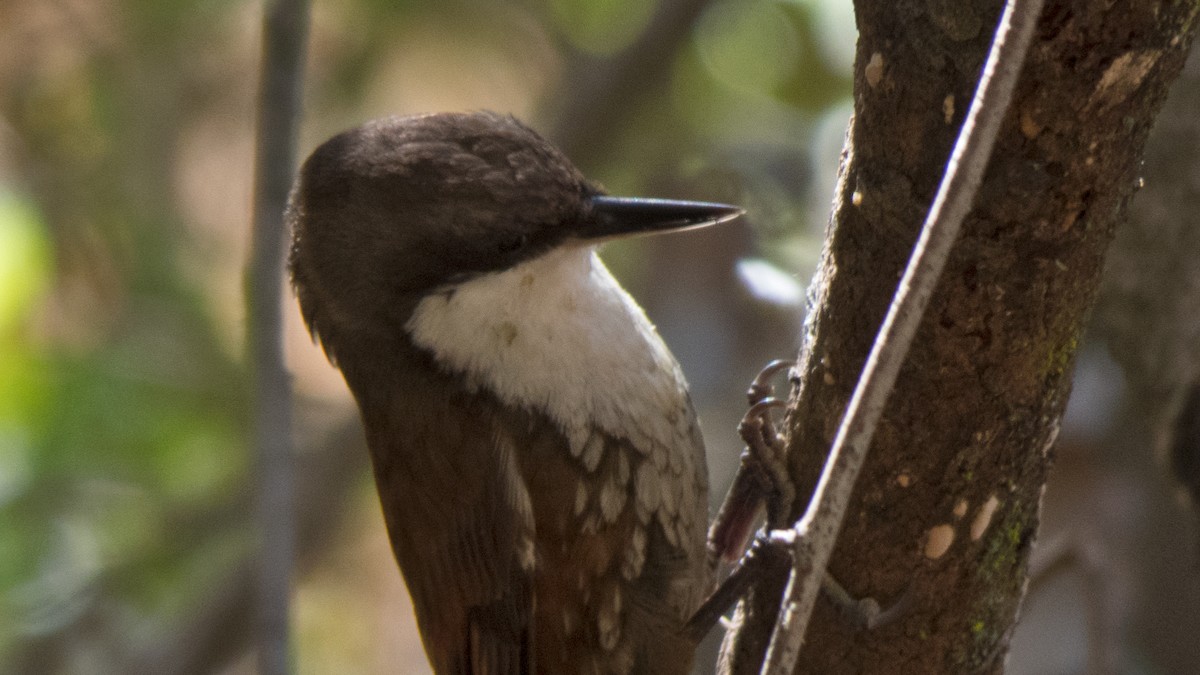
xmin=514 ymin=415 xmax=710 ymax=675
xmin=366 ymin=400 xmax=537 ymax=675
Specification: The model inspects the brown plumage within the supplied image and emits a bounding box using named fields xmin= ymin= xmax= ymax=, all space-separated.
xmin=289 ymin=112 xmax=737 ymax=674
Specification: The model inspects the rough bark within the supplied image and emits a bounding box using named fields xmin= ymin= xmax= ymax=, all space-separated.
xmin=720 ymin=1 xmax=1198 ymax=673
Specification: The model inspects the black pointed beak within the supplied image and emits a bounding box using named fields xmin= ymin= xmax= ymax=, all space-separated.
xmin=578 ymin=196 xmax=744 ymax=241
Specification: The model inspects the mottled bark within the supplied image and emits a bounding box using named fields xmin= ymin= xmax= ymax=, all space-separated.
xmin=720 ymin=1 xmax=1198 ymax=673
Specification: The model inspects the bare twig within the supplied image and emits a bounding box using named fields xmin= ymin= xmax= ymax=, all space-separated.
xmin=758 ymin=0 xmax=1046 ymax=672
xmin=248 ymin=1 xmax=311 ymax=673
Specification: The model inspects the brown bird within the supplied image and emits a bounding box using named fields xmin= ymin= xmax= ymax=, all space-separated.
xmin=288 ymin=111 xmax=740 ymax=674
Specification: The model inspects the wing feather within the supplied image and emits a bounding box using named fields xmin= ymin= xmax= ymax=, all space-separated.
xmin=364 ymin=389 xmax=537 ymax=674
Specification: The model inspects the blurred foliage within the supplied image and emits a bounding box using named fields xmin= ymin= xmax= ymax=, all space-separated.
xmin=0 ymin=0 xmax=853 ymax=671
xmin=549 ymin=0 xmax=658 ymax=55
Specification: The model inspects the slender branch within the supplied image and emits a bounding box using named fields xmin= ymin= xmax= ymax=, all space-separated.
xmin=757 ymin=0 xmax=1046 ymax=672
xmin=248 ymin=1 xmax=311 ymax=673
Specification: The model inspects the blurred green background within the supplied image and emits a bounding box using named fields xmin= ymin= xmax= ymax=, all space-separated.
xmin=2 ymin=1 xmax=1197 ymax=673
xmin=0 ymin=1 xmax=849 ymax=672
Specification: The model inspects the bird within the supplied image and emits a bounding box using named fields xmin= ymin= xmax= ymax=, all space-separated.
xmin=288 ymin=111 xmax=742 ymax=674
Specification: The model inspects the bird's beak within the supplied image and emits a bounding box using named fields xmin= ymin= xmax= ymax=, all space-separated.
xmin=578 ymin=196 xmax=744 ymax=242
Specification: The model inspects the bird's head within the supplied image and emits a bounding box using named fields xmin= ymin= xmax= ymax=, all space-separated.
xmin=288 ymin=111 xmax=740 ymax=358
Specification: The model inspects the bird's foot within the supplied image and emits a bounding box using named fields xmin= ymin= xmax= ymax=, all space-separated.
xmin=707 ymin=361 xmax=796 ymax=564
xmin=819 ymin=571 xmax=914 ymax=630
xmin=686 ymin=531 xmax=913 ymax=642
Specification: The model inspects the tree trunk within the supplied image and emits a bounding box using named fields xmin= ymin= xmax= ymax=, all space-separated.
xmin=719 ymin=1 xmax=1198 ymax=672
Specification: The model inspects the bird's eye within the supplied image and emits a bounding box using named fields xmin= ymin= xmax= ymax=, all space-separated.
xmin=497 ymin=234 xmax=529 ymax=255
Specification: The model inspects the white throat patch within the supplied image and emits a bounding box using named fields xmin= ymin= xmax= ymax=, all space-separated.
xmin=405 ymin=246 xmax=696 ymax=458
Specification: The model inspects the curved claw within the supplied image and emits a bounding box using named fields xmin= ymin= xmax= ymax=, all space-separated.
xmin=738 ymin=397 xmax=788 ymax=452
xmin=747 ymin=359 xmax=797 ymax=405
xmin=743 ymin=397 xmax=788 ymax=425
xmin=707 ymin=364 xmax=797 ymax=578
xmin=821 ymin=574 xmax=916 ymax=631
xmin=865 ymin=584 xmax=916 ymax=630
